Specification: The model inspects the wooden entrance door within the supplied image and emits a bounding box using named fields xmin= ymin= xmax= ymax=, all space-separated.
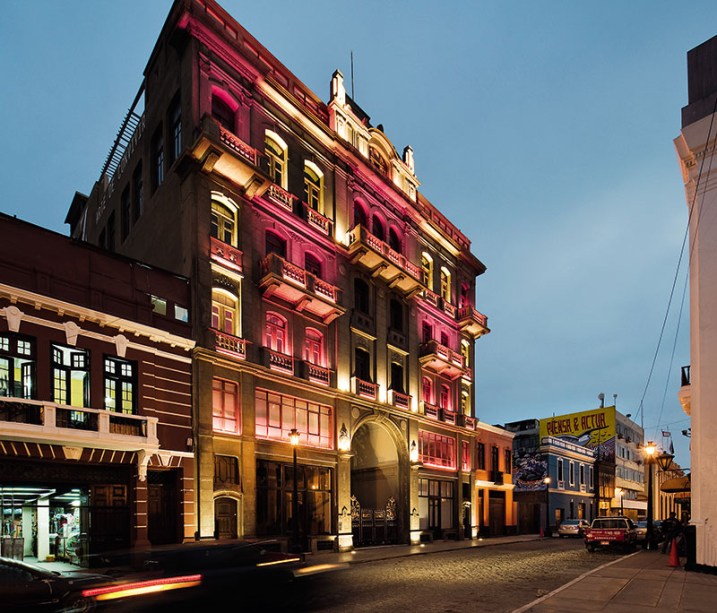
xmin=147 ymin=470 xmax=178 ymax=545
xmin=215 ymin=497 xmax=238 ymax=539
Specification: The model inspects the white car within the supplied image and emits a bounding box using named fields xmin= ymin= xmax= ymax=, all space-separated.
xmin=557 ymin=519 xmax=590 ymax=538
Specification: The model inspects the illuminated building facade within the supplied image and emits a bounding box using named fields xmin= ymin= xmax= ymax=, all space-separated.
xmin=674 ymin=34 xmax=717 ymax=572
xmin=0 ymin=214 xmax=195 ymax=565
xmin=66 ymin=0 xmax=512 ymax=550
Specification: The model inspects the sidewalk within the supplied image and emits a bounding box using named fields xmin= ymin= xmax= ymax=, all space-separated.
xmin=514 ymin=549 xmax=717 ymax=613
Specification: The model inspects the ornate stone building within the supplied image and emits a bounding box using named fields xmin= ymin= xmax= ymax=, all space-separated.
xmin=66 ymin=0 xmax=513 ymax=550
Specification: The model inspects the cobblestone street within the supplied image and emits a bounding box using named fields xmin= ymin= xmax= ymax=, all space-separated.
xmin=281 ymin=538 xmax=624 ymax=613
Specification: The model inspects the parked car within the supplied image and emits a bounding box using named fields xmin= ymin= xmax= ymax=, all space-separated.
xmin=635 ymin=520 xmax=663 ymax=543
xmin=0 ymin=556 xmax=111 ymax=612
xmin=557 ymin=519 xmax=590 ymax=538
xmin=584 ymin=516 xmax=638 ymax=553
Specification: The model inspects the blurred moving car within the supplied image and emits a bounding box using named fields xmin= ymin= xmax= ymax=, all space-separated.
xmin=557 ymin=519 xmax=590 ymax=538
xmin=0 ymin=556 xmax=111 ymax=612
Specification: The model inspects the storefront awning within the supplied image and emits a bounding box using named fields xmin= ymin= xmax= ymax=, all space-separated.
xmin=660 ymin=475 xmax=691 ymax=493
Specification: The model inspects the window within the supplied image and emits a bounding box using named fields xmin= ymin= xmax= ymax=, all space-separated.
xmin=440 ymin=331 xmax=449 ymax=347
xmin=418 ymin=478 xmax=454 ymax=531
xmin=304 ymin=329 xmax=323 ymax=366
xmin=152 ymin=127 xmax=165 ymax=189
xmin=558 ymin=459 xmax=564 ymax=483
xmin=461 ymin=390 xmax=470 ymax=414
xmin=421 ymin=253 xmax=433 ymax=289
xmin=265 ymin=132 xmax=287 ymax=188
xmin=212 ymin=289 xmax=239 ymax=336
xmin=460 ymin=283 xmax=471 ymax=308
xmin=477 ymin=443 xmax=486 ymax=470
xmin=461 ymin=441 xmax=472 ymax=472
xmin=104 ymin=357 xmax=136 ymax=414
xmin=303 ymin=162 xmax=323 ymax=211
xmin=213 ymin=378 xmax=240 ymax=434
xmin=461 ymin=340 xmax=470 ymax=368
xmin=389 ymin=298 xmax=404 ymax=332
xmin=569 ymin=461 xmax=575 ymax=486
xmin=388 ymin=227 xmax=401 ymax=253
xmin=211 ymin=200 xmax=237 ymax=245
xmin=212 ymin=95 xmax=235 ymax=132
xmin=389 ymin=362 xmax=405 ymax=394
xmin=491 ymin=446 xmax=499 ymax=472
xmin=265 ymin=312 xmax=288 ymax=354
xmin=304 ymin=253 xmax=322 ymax=278
xmin=354 ymin=278 xmax=370 ymax=314
xmin=0 ymin=334 xmax=35 ymax=399
xmin=504 ymin=449 xmax=512 ymax=474
xmin=372 ymin=215 xmax=385 ymax=242
xmin=265 ymin=231 xmax=286 ymax=258
xmin=421 ymin=321 xmax=432 ymax=343
xmin=214 ymin=455 xmax=240 ymax=486
xmin=169 ymin=93 xmax=182 ymax=163
xmin=120 ymin=186 xmax=130 ymax=241
xmin=579 ymin=464 xmax=585 ymax=487
xmin=255 ymin=389 xmax=333 ymax=449
xmin=418 ymin=430 xmax=456 ymax=469
xmin=174 ymin=305 xmax=189 ymax=322
xmin=106 ymin=212 xmax=115 ymax=252
xmin=440 ymin=267 xmax=451 ymax=303
xmin=132 ymin=163 xmax=143 ymax=223
xmin=353 ymin=201 xmax=368 ymax=228
xmin=52 ymin=345 xmax=90 ymax=408
xmin=439 ymin=384 xmax=451 ymax=410
xmin=354 ymin=347 xmax=371 ymax=381
xmin=422 ymin=377 xmax=433 ymax=403
xmin=150 ymin=295 xmax=167 ymax=316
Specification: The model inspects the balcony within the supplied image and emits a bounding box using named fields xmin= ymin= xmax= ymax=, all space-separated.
xmin=346 ymin=225 xmax=422 ymax=296
xmin=420 ymin=289 xmax=457 ymax=318
xmin=210 ymin=236 xmax=243 ymax=273
xmin=299 ymin=361 xmax=333 ymax=387
xmin=258 ymin=253 xmax=345 ymax=323
xmin=423 ymin=402 xmax=440 ymax=420
xmin=265 ymin=183 xmax=297 ymax=213
xmin=301 ymin=202 xmax=332 ymax=237
xmin=440 ymin=408 xmax=457 ymax=425
xmin=212 ymin=329 xmax=247 ymax=360
xmin=457 ymin=414 xmax=477 ymax=430
xmin=457 ymin=305 xmax=490 ymax=339
xmin=353 ymin=377 xmax=378 ymax=400
xmin=189 ymin=115 xmax=268 ymax=199
xmin=678 ymin=364 xmax=691 ymax=416
xmin=388 ymin=389 xmax=412 ymax=411
xmin=261 ymin=347 xmax=294 ymax=375
xmin=0 ymin=398 xmax=159 ymax=451
xmin=418 ymin=340 xmax=466 ymax=379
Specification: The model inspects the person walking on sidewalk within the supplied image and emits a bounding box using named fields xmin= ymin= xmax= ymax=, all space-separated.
xmin=661 ymin=512 xmax=680 ymax=554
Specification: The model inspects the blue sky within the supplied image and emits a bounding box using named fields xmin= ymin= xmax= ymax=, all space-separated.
xmin=2 ymin=0 xmax=714 ymax=469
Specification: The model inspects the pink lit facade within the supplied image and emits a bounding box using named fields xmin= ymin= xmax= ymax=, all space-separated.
xmin=67 ymin=0 xmax=513 ymax=549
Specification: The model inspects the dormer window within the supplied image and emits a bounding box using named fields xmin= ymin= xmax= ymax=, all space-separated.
xmin=369 ymin=146 xmax=388 ymax=175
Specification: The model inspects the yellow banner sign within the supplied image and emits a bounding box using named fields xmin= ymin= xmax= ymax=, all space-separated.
xmin=539 ymin=406 xmax=616 ymax=449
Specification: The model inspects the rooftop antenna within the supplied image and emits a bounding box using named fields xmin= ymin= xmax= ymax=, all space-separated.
xmin=598 ymin=392 xmax=605 ymax=408
xmin=613 ymin=394 xmax=618 ymax=408
xmin=350 ymin=50 xmax=355 ymax=99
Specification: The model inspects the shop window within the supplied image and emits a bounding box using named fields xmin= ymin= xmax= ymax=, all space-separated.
xmin=304 ymin=253 xmax=322 ymax=278
xmin=421 ymin=253 xmax=433 ymax=289
xmin=422 ymin=377 xmax=433 ymax=404
xmin=0 ymin=334 xmax=35 ymax=399
xmin=440 ymin=267 xmax=451 ymax=303
xmin=418 ymin=430 xmax=456 ymax=470
xmin=254 ymin=389 xmax=333 ymax=449
xmin=354 ymin=278 xmax=370 ymax=314
xmin=212 ymin=95 xmax=235 ymax=132
xmin=389 ymin=362 xmax=405 ymax=394
xmin=265 ymin=231 xmax=287 ymax=258
xmin=212 ymin=289 xmax=239 ymax=336
xmin=51 ymin=344 xmax=90 ymax=408
xmin=388 ymin=227 xmax=401 ymax=253
xmin=103 ymin=356 xmax=136 ymax=414
xmin=354 ymin=347 xmax=371 ymax=382
xmin=265 ymin=312 xmax=288 ymax=354
xmin=214 ymin=455 xmax=240 ymax=486
xmin=213 ymin=378 xmax=240 ymax=434
xmin=477 ymin=443 xmax=485 ymax=470
xmin=304 ymin=328 xmax=324 ymax=366
xmin=265 ymin=131 xmax=287 ymax=188
xmin=303 ymin=161 xmax=323 ymax=212
xmin=211 ymin=199 xmax=238 ymax=246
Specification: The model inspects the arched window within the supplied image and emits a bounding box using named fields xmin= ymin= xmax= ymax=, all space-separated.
xmin=354 ymin=278 xmax=370 ymax=314
xmin=372 ymin=215 xmax=385 ymax=242
xmin=353 ymin=201 xmax=368 ymax=229
xmin=304 ymin=328 xmax=323 ymax=366
xmin=354 ymin=347 xmax=371 ymax=381
xmin=461 ymin=390 xmax=470 ymax=415
xmin=303 ymin=161 xmax=323 ymax=212
xmin=304 ymin=252 xmax=322 ymax=278
xmin=461 ymin=340 xmax=470 ymax=368
xmin=439 ymin=384 xmax=451 ymax=410
xmin=212 ymin=95 xmax=235 ymax=132
xmin=211 ymin=198 xmax=238 ymax=246
xmin=388 ymin=227 xmax=401 ymax=253
xmin=390 ymin=362 xmax=405 ymax=394
xmin=265 ymin=131 xmax=287 ymax=188
xmin=265 ymin=312 xmax=287 ymax=354
xmin=421 ymin=321 xmax=433 ymax=343
xmin=421 ymin=253 xmax=433 ymax=290
xmin=265 ymin=230 xmax=287 ymax=258
xmin=212 ymin=288 xmax=239 ymax=336
xmin=422 ymin=377 xmax=433 ymax=403
xmin=440 ymin=267 xmax=452 ymax=303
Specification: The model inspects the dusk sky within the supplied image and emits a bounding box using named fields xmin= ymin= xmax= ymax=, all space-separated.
xmin=2 ymin=1 xmax=715 ymax=469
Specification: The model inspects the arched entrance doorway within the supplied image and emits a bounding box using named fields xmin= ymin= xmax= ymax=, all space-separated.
xmin=350 ymin=421 xmax=401 ymax=546
xmin=214 ymin=496 xmax=239 ymax=539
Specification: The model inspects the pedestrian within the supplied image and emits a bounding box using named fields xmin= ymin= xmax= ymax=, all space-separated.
xmin=661 ymin=512 xmax=679 ymax=554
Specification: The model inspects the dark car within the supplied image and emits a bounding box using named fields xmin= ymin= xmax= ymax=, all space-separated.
xmin=0 ymin=556 xmax=111 ymax=612
xmin=557 ymin=519 xmax=590 ymax=538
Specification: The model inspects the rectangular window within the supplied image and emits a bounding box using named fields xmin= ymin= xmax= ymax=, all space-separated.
xmin=569 ymin=461 xmax=575 ymax=486
xmin=461 ymin=441 xmax=472 ymax=472
xmin=52 ymin=344 xmax=90 ymax=408
xmin=174 ymin=305 xmax=189 ymax=322
xmin=214 ymin=455 xmax=239 ymax=486
xmin=491 ymin=446 xmax=499 ymax=472
xmin=504 ymin=449 xmax=512 ymax=474
xmin=0 ymin=334 xmax=36 ymax=399
xmin=418 ymin=430 xmax=456 ymax=470
xmin=104 ymin=356 xmax=137 ymax=414
xmin=120 ymin=186 xmax=131 ymax=241
xmin=169 ymin=94 xmax=182 ymax=163
xmin=153 ymin=128 xmax=165 ymax=189
xmin=255 ymin=389 xmax=332 ymax=449
xmin=558 ymin=459 xmax=564 ymax=483
xmin=132 ymin=163 xmax=143 ymax=222
xmin=150 ymin=295 xmax=167 ymax=316
xmin=476 ymin=442 xmax=485 ymax=470
xmin=213 ymin=378 xmax=240 ymax=434
xmin=580 ymin=464 xmax=585 ymax=486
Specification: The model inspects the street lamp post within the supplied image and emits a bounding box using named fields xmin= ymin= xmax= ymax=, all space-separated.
xmin=289 ymin=428 xmax=300 ymax=553
xmin=644 ymin=442 xmax=656 ymax=549
xmin=543 ymin=476 xmax=551 ymax=537
xmin=615 ymin=487 xmax=624 ymax=515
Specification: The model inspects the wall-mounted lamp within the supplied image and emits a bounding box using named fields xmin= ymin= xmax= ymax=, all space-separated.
xmin=338 ymin=423 xmax=351 ymax=453
xmin=409 ymin=440 xmax=419 ymax=464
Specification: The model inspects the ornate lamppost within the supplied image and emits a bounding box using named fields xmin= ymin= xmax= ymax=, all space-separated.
xmin=289 ymin=428 xmax=300 ymax=553
xmin=543 ymin=476 xmax=551 ymax=537
xmin=644 ymin=441 xmax=656 ymax=549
